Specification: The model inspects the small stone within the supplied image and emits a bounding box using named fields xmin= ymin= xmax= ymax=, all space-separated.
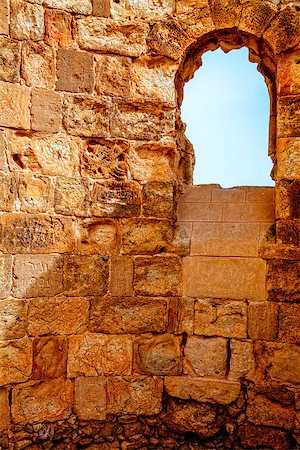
xmin=54 ymin=177 xmax=89 ymax=216
xmin=184 ymin=336 xmax=228 ymax=378
xmin=75 ymin=377 xmax=106 ymax=421
xmin=63 ymin=255 xmax=108 ymax=296
xmin=22 ymin=42 xmax=55 ymax=89
xmin=45 ymin=8 xmax=74 ymax=48
xmin=31 ymin=89 xmax=62 ymax=133
xmin=0 ymin=337 xmax=32 ymax=385
xmin=0 ymin=81 xmax=30 ymax=130
xmin=0 ymin=388 xmax=10 ymax=432
xmin=91 ymin=181 xmax=141 ymax=218
xmin=0 ymin=37 xmax=21 ymax=83
xmin=95 ymin=55 xmax=131 ymax=97
xmin=0 ymin=299 xmax=26 ymax=340
xmin=10 ymin=0 xmax=44 ymax=41
xmin=0 ymin=256 xmax=12 ymax=299
xmin=32 ymin=336 xmax=67 ymax=379
xmin=56 ymin=49 xmax=94 ymax=93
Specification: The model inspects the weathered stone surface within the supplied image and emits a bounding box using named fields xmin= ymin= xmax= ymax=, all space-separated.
xmin=263 ymin=6 xmax=300 ymax=54
xmin=275 ymin=180 xmax=300 ymax=220
xmin=0 ymin=37 xmax=20 ymax=83
xmin=95 ymin=55 xmax=131 ymax=97
xmin=107 ymin=376 xmax=163 ymax=415
xmin=75 ymin=377 xmax=106 ymax=421
xmin=31 ymin=89 xmax=62 ymax=133
xmin=63 ymin=95 xmax=110 ymax=137
xmin=46 ymin=0 xmax=91 ymax=14
xmin=13 ymin=254 xmax=63 ymax=298
xmin=229 ymin=340 xmax=254 ymax=382
xmin=184 ymin=336 xmax=227 ymax=378
xmin=248 ymin=302 xmax=278 ymax=340
xmin=267 ymin=260 xmax=300 ymax=302
xmin=0 ymin=173 xmax=17 ymax=212
xmin=77 ymin=17 xmax=149 ymax=57
xmin=54 ymin=177 xmax=89 ymax=216
xmin=0 ymin=256 xmax=11 ymax=299
xmin=45 ymin=9 xmax=74 ymax=48
xmin=17 ymin=175 xmax=53 ymax=213
xmin=28 ymin=297 xmax=89 ymax=335
xmin=278 ymin=49 xmax=300 ymax=96
xmin=277 ymin=137 xmax=300 ymax=180
xmin=63 ymin=255 xmax=108 ymax=296
xmin=134 ymin=335 xmax=182 ymax=375
xmin=22 ymin=42 xmax=55 ymax=90
xmin=165 ymin=377 xmax=240 ymax=405
xmin=91 ymin=181 xmax=141 ymax=217
xmin=0 ymin=299 xmax=26 ymax=340
xmin=0 ymin=82 xmax=30 ymax=130
xmin=75 ymin=219 xmax=120 ymax=255
xmin=32 ymin=336 xmax=67 ymax=379
xmin=68 ymin=334 xmax=132 ymax=377
xmin=142 ymin=181 xmax=174 ymax=218
xmin=57 ymin=49 xmax=94 ymax=93
xmin=208 ymin=0 xmax=242 ymax=28
xmin=110 ymin=256 xmax=133 ymax=296
xmin=222 ymin=201 xmax=274 ymax=222
xmin=264 ymin=344 xmax=300 ymax=385
xmin=238 ymin=424 xmax=291 ymax=450
xmin=0 ymin=388 xmax=10 ymax=432
xmin=194 ymin=299 xmax=247 ymax=339
xmin=278 ymin=96 xmax=300 ymax=138
xmin=0 ymin=0 xmax=8 ymax=35
xmin=239 ymin=1 xmax=277 ymax=37
xmin=111 ymin=0 xmax=173 ymax=20
xmin=0 ymin=131 xmax=7 ymax=172
xmin=11 ymin=378 xmax=73 ymax=424
xmin=148 ymin=19 xmax=191 ymax=60
xmin=170 ymin=297 xmax=194 ymax=335
xmin=10 ymin=0 xmax=44 ymax=41
xmin=0 ymin=337 xmax=32 ymax=386
xmin=90 ymin=297 xmax=168 ymax=333
xmin=279 ymin=303 xmax=300 ymax=344
xmin=134 ymin=256 xmax=182 ymax=296
xmin=93 ymin=0 xmax=110 ymax=16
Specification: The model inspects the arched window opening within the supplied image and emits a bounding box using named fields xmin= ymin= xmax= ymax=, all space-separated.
xmin=181 ymin=47 xmax=275 ymax=188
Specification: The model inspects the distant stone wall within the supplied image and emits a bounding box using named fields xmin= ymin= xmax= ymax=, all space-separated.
xmin=0 ymin=0 xmax=300 ymax=448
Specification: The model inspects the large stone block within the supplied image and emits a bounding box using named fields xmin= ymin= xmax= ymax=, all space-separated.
xmin=22 ymin=42 xmax=55 ymax=89
xmin=0 ymin=388 xmax=10 ymax=432
xmin=95 ymin=55 xmax=131 ymax=97
xmin=91 ymin=181 xmax=141 ymax=217
xmin=0 ymin=299 xmax=26 ymax=340
xmin=267 ymin=260 xmax=300 ymax=302
xmin=10 ymin=0 xmax=44 ymax=41
xmin=0 ymin=81 xmax=30 ymax=130
xmin=142 ymin=181 xmax=174 ymax=219
xmin=277 ymin=137 xmax=300 ymax=180
xmin=148 ymin=19 xmax=191 ymax=60
xmin=93 ymin=0 xmax=110 ymax=16
xmin=31 ymin=89 xmax=62 ymax=133
xmin=228 ymin=340 xmax=254 ymax=381
xmin=177 ymin=201 xmax=223 ymax=222
xmin=264 ymin=344 xmax=300 ymax=385
xmin=278 ymin=49 xmax=300 ymax=96
xmin=11 ymin=378 xmax=73 ymax=424
xmin=44 ymin=0 xmax=92 ymax=14
xmin=239 ymin=1 xmax=277 ymax=37
xmin=107 ymin=376 xmax=163 ymax=415
xmin=75 ymin=377 xmax=106 ymax=421
xmin=0 ymin=37 xmax=21 ymax=83
xmin=54 ymin=177 xmax=89 ymax=216
xmin=275 ymin=180 xmax=300 ymax=219
xmin=56 ymin=49 xmax=94 ymax=93
xmin=32 ymin=336 xmax=67 ymax=379
xmin=279 ymin=303 xmax=300 ymax=344
xmin=184 ymin=336 xmax=227 ymax=378
xmin=222 ymin=202 xmax=275 ymax=222
xmin=63 ymin=255 xmax=108 ymax=296
xmin=111 ymin=0 xmax=173 ymax=20
xmin=17 ymin=175 xmax=53 ymax=214
xmin=263 ymin=6 xmax=300 ymax=54
xmin=248 ymin=302 xmax=278 ymax=340
xmin=208 ymin=0 xmax=242 ymax=28
xmin=90 ymin=297 xmax=168 ymax=334
xmin=45 ymin=8 xmax=74 ymax=48
xmin=0 ymin=256 xmax=12 ymax=299
xmin=0 ymin=0 xmax=8 ymax=35
xmin=0 ymin=337 xmax=32 ymax=386
xmin=68 ymin=334 xmax=132 ymax=377
xmin=110 ymin=256 xmax=133 ymax=296
xmin=75 ymin=219 xmax=120 ymax=255
xmin=278 ymin=96 xmax=300 ymax=138
xmin=0 ymin=173 xmax=17 ymax=212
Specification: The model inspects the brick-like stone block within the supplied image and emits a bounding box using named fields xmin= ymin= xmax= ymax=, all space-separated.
xmin=76 ymin=219 xmax=120 ymax=255
xmin=0 ymin=337 xmax=32 ymax=386
xmin=259 ymin=343 xmax=300 ymax=385
xmin=10 ymin=0 xmax=44 ymax=41
xmin=95 ymin=55 xmax=131 ymax=97
xmin=56 ymin=49 xmax=94 ymax=93
xmin=13 ymin=254 xmax=63 ymax=298
xmin=238 ymin=424 xmax=290 ymax=450
xmin=184 ymin=336 xmax=227 ymax=378
xmin=267 ymin=260 xmax=300 ymax=302
xmin=11 ymin=378 xmax=73 ymax=424
xmin=209 ymin=0 xmax=242 ymax=29
xmin=279 ymin=303 xmax=300 ymax=344
xmin=54 ymin=177 xmax=89 ymax=216
xmin=165 ymin=377 xmax=240 ymax=405
xmin=223 ymin=202 xmax=275 ymax=222
xmin=177 ymin=202 xmax=223 ymax=222
xmin=32 ymin=336 xmax=67 ymax=379
xmin=228 ymin=340 xmax=254 ymax=381
xmin=68 ymin=334 xmax=132 ymax=377
xmin=147 ymin=20 xmax=191 ymax=61
xmin=107 ymin=376 xmax=163 ymax=415
xmin=278 ymin=49 xmax=300 ymax=96
xmin=93 ymin=0 xmax=110 ymax=16
xmin=63 ymin=255 xmax=108 ymax=296
xmin=0 ymin=173 xmax=17 ymax=212
xmin=0 ymin=81 xmax=30 ymax=130
xmin=22 ymin=42 xmax=55 ymax=89
xmin=277 ymin=138 xmax=300 ymax=180
xmin=169 ymin=297 xmax=194 ymax=335
xmin=31 ymin=89 xmax=62 ymax=133
xmin=248 ymin=302 xmax=278 ymax=340
xmin=90 ymin=297 xmax=168 ymax=334
xmin=0 ymin=37 xmax=20 ymax=83
xmin=17 ymin=175 xmax=53 ymax=214
xmin=134 ymin=335 xmax=182 ymax=375
xmin=28 ymin=297 xmax=89 ymax=336
xmin=194 ymin=299 xmax=247 ymax=339
xmin=0 ymin=255 xmax=12 ymax=299
xmin=91 ymin=181 xmax=141 ymax=218
xmin=278 ymin=96 xmax=300 ymax=138
xmin=0 ymin=131 xmax=7 ymax=172
xmin=44 ymin=0 xmax=92 ymax=14
xmin=112 ymin=0 xmax=173 ymax=20
xmin=0 ymin=388 xmax=10 ymax=432
xmin=263 ymin=6 xmax=300 ymax=54
xmin=239 ymin=1 xmax=277 ymax=37
xmin=142 ymin=181 xmax=174 ymax=218
xmin=276 ymin=180 xmax=300 ymax=219
xmin=45 ymin=9 xmax=74 ymax=48
xmin=110 ymin=256 xmax=133 ymax=296
xmin=75 ymin=377 xmax=106 ymax=421
xmin=134 ymin=256 xmax=182 ymax=296
xmin=0 ymin=299 xmax=26 ymax=340
xmin=0 ymin=0 xmax=8 ymax=35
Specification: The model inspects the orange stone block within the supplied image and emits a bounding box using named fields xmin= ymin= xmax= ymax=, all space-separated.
xmin=75 ymin=377 xmax=106 ymax=420
xmin=0 ymin=388 xmax=10 ymax=432
xmin=184 ymin=336 xmax=228 ymax=378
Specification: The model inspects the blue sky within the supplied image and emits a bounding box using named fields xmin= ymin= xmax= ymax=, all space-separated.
xmin=181 ymin=47 xmax=274 ymax=187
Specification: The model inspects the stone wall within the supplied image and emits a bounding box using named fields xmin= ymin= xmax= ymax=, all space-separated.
xmin=0 ymin=0 xmax=300 ymax=448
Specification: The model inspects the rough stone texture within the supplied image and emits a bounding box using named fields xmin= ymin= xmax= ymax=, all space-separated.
xmin=0 ymin=81 xmax=30 ymax=130
xmin=184 ymin=336 xmax=228 ymax=378
xmin=277 ymin=137 xmax=300 ymax=180
xmin=91 ymin=181 xmax=141 ymax=217
xmin=95 ymin=55 xmax=131 ymax=97
xmin=0 ymin=255 xmax=12 ymax=299
xmin=248 ymin=302 xmax=278 ymax=340
xmin=0 ymin=173 xmax=17 ymax=212
xmin=63 ymin=255 xmax=108 ymax=296
xmin=267 ymin=260 xmax=300 ymax=302
xmin=110 ymin=256 xmax=133 ymax=296
xmin=31 ymin=88 xmax=62 ymax=133
xmin=142 ymin=181 xmax=174 ymax=218
xmin=111 ymin=0 xmax=173 ymax=20
xmin=75 ymin=377 xmax=106 ymax=421
xmin=229 ymin=340 xmax=255 ymax=382
xmin=0 ymin=37 xmax=20 ymax=83
xmin=56 ymin=49 xmax=94 ymax=93
xmin=32 ymin=336 xmax=67 ymax=379
xmin=45 ymin=8 xmax=74 ymax=48
xmin=0 ymin=388 xmax=10 ymax=432
xmin=279 ymin=303 xmax=300 ymax=344
xmin=54 ymin=177 xmax=89 ymax=216
xmin=44 ymin=0 xmax=92 ymax=14
xmin=17 ymin=175 xmax=53 ymax=213
xmin=0 ymin=337 xmax=32 ymax=386
xmin=10 ymin=0 xmax=44 ymax=41
xmin=0 ymin=0 xmax=8 ymax=35
xmin=0 ymin=299 xmax=27 ymax=340
xmin=22 ymin=43 xmax=55 ymax=89
xmin=76 ymin=219 xmax=120 ymax=255
xmin=238 ymin=424 xmax=291 ymax=450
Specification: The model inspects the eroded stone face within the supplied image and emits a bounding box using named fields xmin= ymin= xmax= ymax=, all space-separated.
xmin=75 ymin=377 xmax=106 ymax=421
xmin=0 ymin=82 xmax=30 ymax=130
xmin=0 ymin=337 xmax=32 ymax=386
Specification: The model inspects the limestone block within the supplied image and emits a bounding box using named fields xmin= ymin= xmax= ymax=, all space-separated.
xmin=75 ymin=377 xmax=106 ymax=421
xmin=134 ymin=335 xmax=182 ymax=375
xmin=32 ymin=336 xmax=67 ymax=379
xmin=278 ymin=49 xmax=300 ymax=96
xmin=0 ymin=256 xmax=12 ymax=299
xmin=277 ymin=138 xmax=300 ymax=180
xmin=276 ymin=219 xmax=300 ymax=247
xmin=165 ymin=377 xmax=240 ymax=405
xmin=267 ymin=260 xmax=300 ymax=302
xmin=45 ymin=9 xmax=74 ymax=48
xmin=63 ymin=255 xmax=108 ymax=296
xmin=0 ymin=173 xmax=17 ymax=212
xmin=13 ymin=254 xmax=63 ymax=298
xmin=77 ymin=17 xmax=149 ymax=57
xmin=0 ymin=388 xmax=10 ymax=432
xmin=247 ymin=392 xmax=295 ymax=430
xmin=90 ymin=297 xmax=168 ymax=334
xmin=22 ymin=42 xmax=55 ymax=89
xmin=75 ymin=219 xmax=120 ymax=255
xmin=111 ymin=0 xmax=173 ymax=20
xmin=110 ymin=256 xmax=133 ymax=296
xmin=228 ymin=340 xmax=254 ymax=381
xmin=11 ymin=378 xmax=74 ymax=424
xmin=238 ymin=425 xmax=290 ymax=450
xmin=277 ymin=96 xmax=300 ymax=138
xmin=63 ymin=95 xmax=110 ymax=138
xmin=177 ymin=202 xmax=223 ymax=222
xmin=17 ymin=175 xmax=53 ymax=213
xmin=248 ymin=302 xmax=278 ymax=340
xmin=184 ymin=336 xmax=227 ymax=378
xmin=134 ymin=256 xmax=182 ymax=296
xmin=0 ymin=82 xmax=30 ymax=130
xmin=279 ymin=303 xmax=300 ymax=344
xmin=10 ymin=0 xmax=44 ymax=41
xmin=266 ymin=344 xmax=300 ymax=385
xmin=44 ymin=0 xmax=92 ymax=14
xmin=56 ymin=49 xmax=94 ymax=93
xmin=245 ymin=187 xmax=275 ymax=203
xmin=107 ymin=376 xmax=163 ymax=415
xmin=0 ymin=299 xmax=26 ymax=340
xmin=31 ymin=89 xmax=62 ymax=133
xmin=54 ymin=177 xmax=90 ymax=216
xmin=111 ymin=101 xmax=175 ymax=140
xmin=93 ymin=0 xmax=110 ymax=16
xmin=68 ymin=334 xmax=132 ymax=377
xmin=28 ymin=296 xmax=89 ymax=336
xmin=0 ymin=0 xmax=8 ymax=35
xmin=239 ymin=1 xmax=277 ymax=37
xmin=275 ymin=180 xmax=300 ymax=219
xmin=263 ymin=6 xmax=300 ymax=54
xmin=0 ymin=37 xmax=21 ymax=83
xmin=142 ymin=181 xmax=174 ymax=218
xmin=91 ymin=181 xmax=141 ymax=217
xmin=0 ymin=337 xmax=32 ymax=386
xmin=176 ymin=0 xmax=214 ymax=38
xmin=194 ymin=299 xmax=247 ymax=339
xmin=147 ymin=19 xmax=192 ymax=60
xmin=208 ymin=0 xmax=242 ymax=28
xmin=222 ymin=202 xmax=275 ymax=222
xmin=95 ymin=55 xmax=131 ymax=97
xmin=178 ymin=184 xmax=213 ymax=203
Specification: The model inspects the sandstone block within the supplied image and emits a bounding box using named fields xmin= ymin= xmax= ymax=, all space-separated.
xmin=76 ymin=219 xmax=120 ymax=255
xmin=275 ymin=180 xmax=300 ymax=219
xmin=263 ymin=6 xmax=300 ymax=54
xmin=45 ymin=9 xmax=74 ymax=48
xmin=278 ymin=49 xmax=300 ymax=96
xmin=95 ymin=55 xmax=131 ymax=97
xmin=111 ymin=0 xmax=173 ymax=20
xmin=63 ymin=95 xmax=110 ymax=137
xmin=0 ymin=37 xmax=20 ymax=83
xmin=278 ymin=96 xmax=300 ymax=138
xmin=0 ymin=299 xmax=26 ymax=340
xmin=267 ymin=260 xmax=300 ymax=302
xmin=134 ymin=256 xmax=182 ymax=296
xmin=276 ymin=219 xmax=300 ymax=247
xmin=0 ymin=173 xmax=17 ymax=212
xmin=22 ymin=42 xmax=55 ymax=89
xmin=110 ymin=256 xmax=133 ymax=296
xmin=90 ymin=297 xmax=168 ymax=334
xmin=31 ymin=89 xmax=62 ymax=133
xmin=0 ymin=131 xmax=7 ymax=172
xmin=77 ymin=17 xmax=148 ymax=57
xmin=56 ymin=49 xmax=94 ymax=93
xmin=184 ymin=336 xmax=227 ymax=378
xmin=17 ymin=175 xmax=53 ymax=213
xmin=12 ymin=378 xmax=73 ymax=424
xmin=0 ymin=82 xmax=30 ymax=130
xmin=169 ymin=297 xmax=194 ymax=335
xmin=75 ymin=377 xmax=106 ymax=421
xmin=0 ymin=337 xmax=32 ymax=386
xmin=223 ymin=202 xmax=275 ymax=222
xmin=91 ymin=181 xmax=141 ymax=217
xmin=265 ymin=344 xmax=300 ymax=385
xmin=165 ymin=377 xmax=240 ymax=405
xmin=194 ymin=299 xmax=247 ymax=339
xmin=63 ymin=255 xmax=108 ymax=296
xmin=54 ymin=177 xmax=89 ymax=216
xmin=248 ymin=302 xmax=278 ymax=340
xmin=107 ymin=376 xmax=163 ymax=415
xmin=247 ymin=392 xmax=295 ymax=430
xmin=178 ymin=184 xmax=213 ymax=203
xmin=93 ymin=0 xmax=110 ymax=16
xmin=245 ymin=187 xmax=275 ymax=203
xmin=277 ymin=138 xmax=300 ymax=180
xmin=0 ymin=256 xmax=12 ymax=299
xmin=148 ymin=19 xmax=191 ymax=60
xmin=28 ymin=296 xmax=89 ymax=336
xmin=0 ymin=0 xmax=8 ymax=35
xmin=0 ymin=388 xmax=10 ymax=432
xmin=177 ymin=202 xmax=223 ymax=222
xmin=239 ymin=1 xmax=277 ymax=37
xmin=10 ymin=0 xmax=44 ymax=41
xmin=208 ymin=0 xmax=242 ymax=29
xmin=33 ymin=336 xmax=67 ymax=379
xmin=44 ymin=0 xmax=92 ymax=14
xmin=142 ymin=181 xmax=174 ymax=219
xmin=13 ymin=254 xmax=63 ymax=298
xmin=238 ymin=424 xmax=291 ymax=450
xmin=68 ymin=334 xmax=132 ymax=377
xmin=228 ymin=340 xmax=254 ymax=382
xmin=279 ymin=303 xmax=300 ymax=344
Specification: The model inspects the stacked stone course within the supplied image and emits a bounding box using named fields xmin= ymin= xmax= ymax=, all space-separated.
xmin=0 ymin=0 xmax=300 ymax=448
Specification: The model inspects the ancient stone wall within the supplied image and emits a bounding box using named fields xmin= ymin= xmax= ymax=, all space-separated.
xmin=0 ymin=0 xmax=300 ymax=448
